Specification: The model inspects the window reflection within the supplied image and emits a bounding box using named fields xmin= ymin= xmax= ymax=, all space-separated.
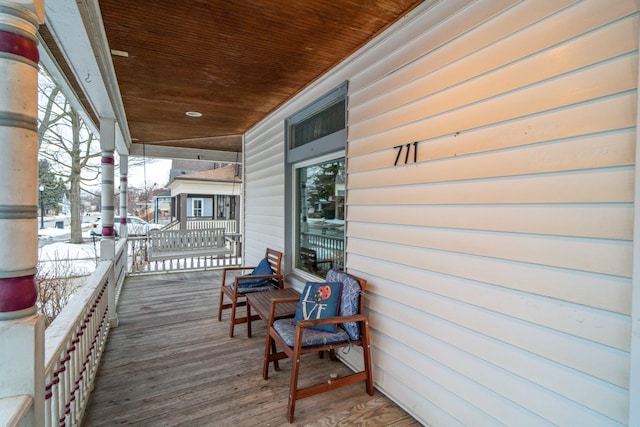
xmin=296 ymin=158 xmax=345 ymax=278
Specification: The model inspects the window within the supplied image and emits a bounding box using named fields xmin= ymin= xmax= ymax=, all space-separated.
xmin=217 ymin=195 xmax=226 ymax=219
xmin=286 ymin=82 xmax=347 ymax=279
xmin=289 ymin=98 xmax=346 ymax=149
xmin=229 ymin=196 xmax=236 ymax=220
xmin=192 ymin=198 xmax=204 ymax=217
xmin=286 ymin=83 xmax=347 ymax=165
xmin=296 ymin=157 xmax=345 ymax=276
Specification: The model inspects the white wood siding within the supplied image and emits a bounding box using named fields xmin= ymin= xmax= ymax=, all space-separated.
xmin=244 ymin=0 xmax=638 ymax=425
xmin=243 ymin=125 xmax=287 ymax=263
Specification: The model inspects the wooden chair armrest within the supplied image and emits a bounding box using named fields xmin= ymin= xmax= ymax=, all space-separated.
xmin=235 ymin=273 xmax=283 ymax=283
xmin=223 ymin=266 xmax=256 ymax=273
xmin=234 ymin=274 xmax=284 ymax=295
xmin=221 ymin=266 xmax=256 ymax=287
xmin=296 ymin=313 xmax=367 ymax=329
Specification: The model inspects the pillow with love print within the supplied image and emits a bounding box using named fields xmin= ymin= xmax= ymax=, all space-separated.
xmin=293 ymin=282 xmax=343 ymax=332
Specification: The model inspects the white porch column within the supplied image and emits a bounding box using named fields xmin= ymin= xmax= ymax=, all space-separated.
xmin=119 ymin=155 xmax=128 ymax=239
xmin=99 ymin=118 xmax=118 ymax=327
xmin=0 ymin=1 xmax=45 ymax=425
xmin=180 ymin=193 xmax=187 ymax=229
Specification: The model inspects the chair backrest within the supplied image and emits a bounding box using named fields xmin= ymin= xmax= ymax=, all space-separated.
xmin=299 ymin=246 xmax=316 ymax=261
xmin=325 ymin=269 xmax=367 ymax=340
xmin=264 ymin=248 xmax=283 ymax=275
xmin=355 ymin=276 xmax=366 ymax=313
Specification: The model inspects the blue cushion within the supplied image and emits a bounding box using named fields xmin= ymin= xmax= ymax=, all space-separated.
xmin=293 ymin=282 xmax=342 ymax=332
xmin=274 ymin=319 xmax=349 ymax=348
xmin=237 ymin=284 xmax=275 ymax=293
xmin=236 ymin=257 xmax=274 ymax=288
xmin=326 ymin=269 xmax=362 ymax=340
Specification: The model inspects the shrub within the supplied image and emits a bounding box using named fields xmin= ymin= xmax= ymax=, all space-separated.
xmin=36 ymin=253 xmax=83 ymax=327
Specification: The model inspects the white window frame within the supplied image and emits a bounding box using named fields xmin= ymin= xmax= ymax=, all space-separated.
xmin=192 ymin=198 xmax=204 ymax=217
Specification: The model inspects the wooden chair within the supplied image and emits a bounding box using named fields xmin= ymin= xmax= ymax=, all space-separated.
xmin=299 ymin=246 xmax=333 ymax=275
xmin=218 ymin=248 xmax=283 ymax=337
xmin=262 ymin=269 xmax=373 ymax=422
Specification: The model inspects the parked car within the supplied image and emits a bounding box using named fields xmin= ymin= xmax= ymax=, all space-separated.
xmin=90 ymin=216 xmax=163 ymax=237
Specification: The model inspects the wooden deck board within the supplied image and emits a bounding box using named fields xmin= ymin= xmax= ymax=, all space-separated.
xmin=82 ymin=271 xmax=419 ymax=426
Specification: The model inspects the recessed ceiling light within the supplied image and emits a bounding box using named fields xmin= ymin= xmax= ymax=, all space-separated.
xmin=186 ymin=111 xmax=202 ymax=117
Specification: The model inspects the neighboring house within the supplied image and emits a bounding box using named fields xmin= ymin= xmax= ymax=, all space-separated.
xmin=243 ymin=2 xmax=639 ymax=426
xmin=167 ymin=164 xmax=241 ymax=232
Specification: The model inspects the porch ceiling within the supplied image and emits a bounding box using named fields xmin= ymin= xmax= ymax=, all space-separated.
xmin=41 ymin=1 xmax=423 ymax=159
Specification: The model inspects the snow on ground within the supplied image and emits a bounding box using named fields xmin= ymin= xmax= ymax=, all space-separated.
xmin=37 ymin=224 xmax=102 ymax=277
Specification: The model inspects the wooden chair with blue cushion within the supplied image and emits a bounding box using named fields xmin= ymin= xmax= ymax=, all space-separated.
xmin=262 ymin=269 xmax=373 ymax=423
xmin=218 ymin=248 xmax=284 ymax=337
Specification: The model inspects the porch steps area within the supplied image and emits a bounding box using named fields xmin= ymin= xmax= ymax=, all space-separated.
xmin=82 ymin=271 xmax=419 ymax=426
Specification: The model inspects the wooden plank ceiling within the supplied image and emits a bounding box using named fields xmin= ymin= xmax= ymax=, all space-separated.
xmin=43 ymin=1 xmax=423 ymax=155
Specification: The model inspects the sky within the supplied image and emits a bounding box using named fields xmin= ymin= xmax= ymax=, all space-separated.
xmin=126 ymin=158 xmax=172 ymax=188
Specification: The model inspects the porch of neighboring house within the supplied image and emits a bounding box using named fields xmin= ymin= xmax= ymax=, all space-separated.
xmin=161 ymin=162 xmax=242 ymax=233
xmin=81 ymin=270 xmax=418 ymax=426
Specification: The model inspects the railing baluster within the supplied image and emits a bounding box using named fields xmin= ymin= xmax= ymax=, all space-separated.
xmin=43 ymin=248 xmax=122 ymax=426
xmin=300 ymin=232 xmax=345 ymax=271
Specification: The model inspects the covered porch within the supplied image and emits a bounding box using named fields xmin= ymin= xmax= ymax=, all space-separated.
xmin=3 ymin=0 xmax=640 ymax=425
xmin=81 ymin=270 xmax=417 ymax=426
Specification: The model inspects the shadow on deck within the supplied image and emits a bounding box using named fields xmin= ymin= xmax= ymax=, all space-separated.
xmin=82 ymin=271 xmax=419 ymax=426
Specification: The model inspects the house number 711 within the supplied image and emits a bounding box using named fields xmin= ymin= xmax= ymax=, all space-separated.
xmin=394 ymin=141 xmax=418 ymax=166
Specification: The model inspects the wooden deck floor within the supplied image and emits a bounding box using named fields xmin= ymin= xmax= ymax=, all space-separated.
xmin=82 ymin=271 xmax=420 ymax=427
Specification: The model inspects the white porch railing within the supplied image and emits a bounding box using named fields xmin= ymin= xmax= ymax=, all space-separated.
xmin=0 ymin=395 xmax=32 ymax=427
xmin=41 ymin=239 xmax=127 ymax=427
xmin=162 ymin=219 xmax=180 ymax=230
xmin=113 ymin=239 xmax=127 ymax=303
xmin=301 ymin=233 xmax=344 ymax=270
xmin=128 ymin=232 xmax=242 ymax=274
xmin=160 ymin=218 xmax=237 ymax=233
xmin=186 ymin=218 xmax=237 ymax=233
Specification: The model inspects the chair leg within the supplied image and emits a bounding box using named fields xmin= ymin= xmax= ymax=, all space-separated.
xmin=263 ymin=331 xmax=273 ymax=380
xmin=247 ymin=303 xmax=252 ymax=338
xmin=362 ymin=319 xmax=374 ymax=396
xmin=272 ymin=338 xmax=280 ymax=371
xmin=217 ymin=288 xmax=225 ymax=321
xmin=287 ymin=346 xmax=302 ymax=423
xmin=263 ymin=330 xmax=284 ymax=380
xmin=229 ymin=298 xmax=238 ymax=338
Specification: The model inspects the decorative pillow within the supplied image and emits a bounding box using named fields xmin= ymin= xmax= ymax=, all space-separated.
xmin=326 ymin=269 xmax=362 ymax=340
xmin=293 ymin=282 xmax=342 ymax=332
xmin=237 ymin=257 xmax=273 ymax=288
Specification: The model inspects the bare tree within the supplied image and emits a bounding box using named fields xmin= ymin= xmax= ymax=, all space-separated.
xmin=38 ymin=66 xmax=101 ymax=243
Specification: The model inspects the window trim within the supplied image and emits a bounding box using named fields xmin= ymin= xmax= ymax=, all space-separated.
xmin=191 ymin=198 xmax=204 ymax=217
xmin=286 ymin=82 xmax=348 ymax=165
